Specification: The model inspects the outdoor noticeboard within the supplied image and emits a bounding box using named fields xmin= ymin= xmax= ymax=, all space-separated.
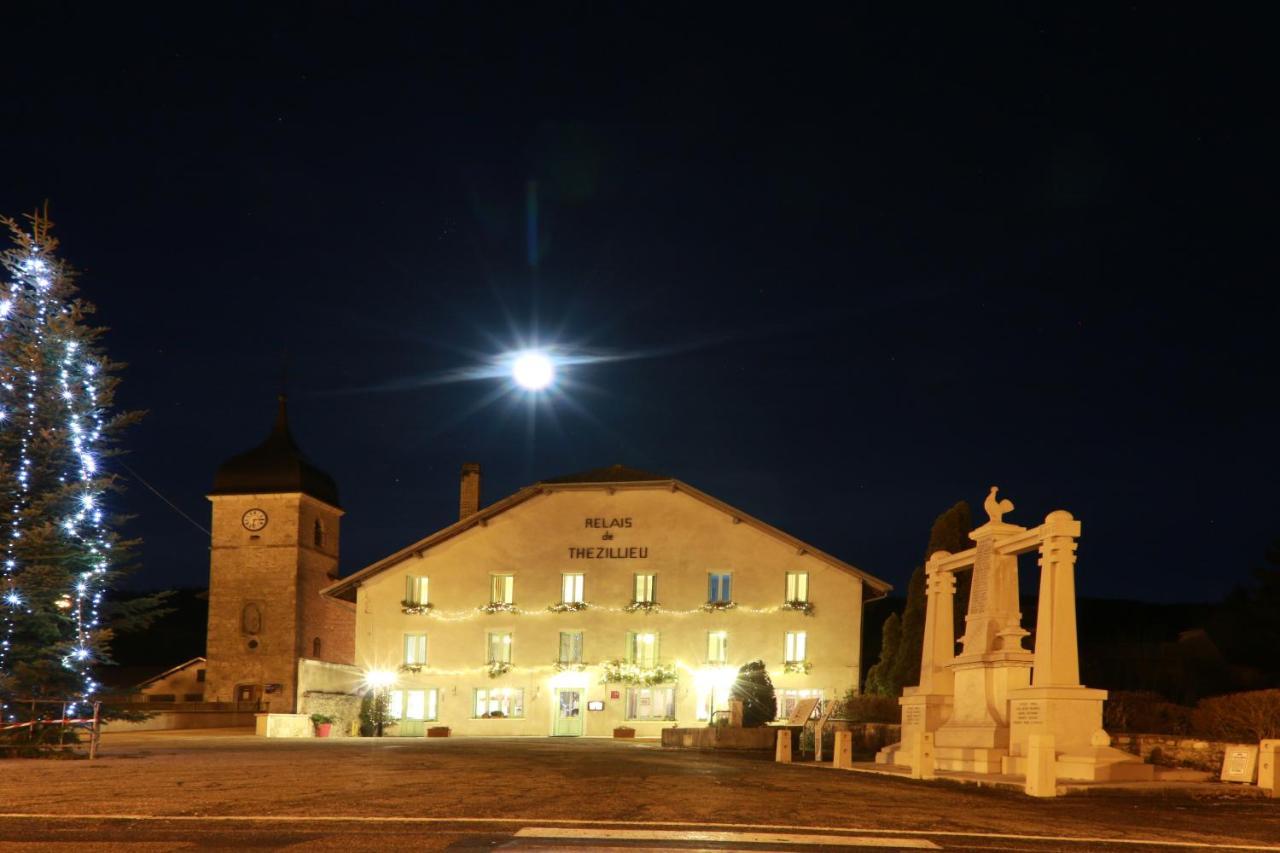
xmin=786 ymin=697 xmax=820 ymax=726
xmin=1220 ymin=744 xmax=1259 ymax=784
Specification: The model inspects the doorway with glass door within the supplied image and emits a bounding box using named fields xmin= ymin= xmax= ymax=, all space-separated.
xmin=553 ymin=688 xmax=583 ymax=736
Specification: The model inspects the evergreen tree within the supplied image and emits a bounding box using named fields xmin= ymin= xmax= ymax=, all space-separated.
xmin=0 ymin=210 xmax=154 ymax=724
xmin=863 ymin=611 xmax=901 ymax=695
xmin=863 ymin=500 xmax=973 ymax=696
xmin=1208 ymin=537 xmax=1280 ymax=686
xmin=730 ymin=659 xmax=777 ymax=727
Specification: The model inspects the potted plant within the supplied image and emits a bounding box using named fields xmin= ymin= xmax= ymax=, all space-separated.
xmin=613 ymin=726 xmax=636 ymax=739
xmin=311 ymin=713 xmax=335 ymax=738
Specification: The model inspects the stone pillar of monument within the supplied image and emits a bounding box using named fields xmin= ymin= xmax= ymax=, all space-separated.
xmin=876 ymin=552 xmax=958 ymax=768
xmin=1003 ymin=510 xmax=1153 ymax=782
xmin=932 ymin=519 xmax=1034 ymax=773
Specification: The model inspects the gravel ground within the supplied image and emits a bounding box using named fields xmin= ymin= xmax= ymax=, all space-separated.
xmin=0 ymin=729 xmax=1277 ymax=851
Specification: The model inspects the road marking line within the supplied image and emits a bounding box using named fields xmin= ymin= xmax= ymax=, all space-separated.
xmin=515 ymin=827 xmax=940 ymax=848
xmin=0 ymin=814 xmax=1275 ymax=851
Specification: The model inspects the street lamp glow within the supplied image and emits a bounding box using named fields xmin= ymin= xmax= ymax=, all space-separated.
xmin=364 ymin=669 xmax=397 ymax=690
xmin=512 ymin=351 xmax=554 ymax=390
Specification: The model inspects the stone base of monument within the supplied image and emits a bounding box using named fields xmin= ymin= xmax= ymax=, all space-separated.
xmin=1001 ymin=686 xmax=1154 ymax=782
xmin=875 ymin=692 xmax=952 ymax=766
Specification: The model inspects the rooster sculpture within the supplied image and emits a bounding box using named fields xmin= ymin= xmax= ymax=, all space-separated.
xmin=984 ymin=486 xmax=1014 ymax=523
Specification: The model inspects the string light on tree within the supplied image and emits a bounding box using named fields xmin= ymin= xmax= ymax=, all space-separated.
xmin=0 ymin=208 xmax=152 ymax=724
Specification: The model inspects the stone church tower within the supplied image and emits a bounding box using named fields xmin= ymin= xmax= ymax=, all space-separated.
xmin=204 ymin=397 xmax=354 ymax=712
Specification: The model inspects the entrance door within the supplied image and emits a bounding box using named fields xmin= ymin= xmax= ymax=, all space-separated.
xmin=553 ymin=689 xmax=583 ymax=736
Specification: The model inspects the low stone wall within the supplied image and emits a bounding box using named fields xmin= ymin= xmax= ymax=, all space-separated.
xmin=661 ymin=725 xmax=795 ymax=750
xmin=101 ymin=709 xmax=259 ymax=733
xmin=1112 ymin=733 xmax=1227 ymax=771
xmin=300 ymin=691 xmax=362 ymax=738
xmin=825 ymin=721 xmax=901 ymax=756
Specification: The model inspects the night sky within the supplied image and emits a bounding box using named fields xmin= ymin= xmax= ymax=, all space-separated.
xmin=2 ymin=5 xmax=1275 ymax=603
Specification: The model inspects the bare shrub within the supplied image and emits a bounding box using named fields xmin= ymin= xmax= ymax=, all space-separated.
xmin=1104 ymin=691 xmax=1193 ymax=735
xmin=837 ymin=692 xmax=901 ymax=723
xmin=1192 ymin=690 xmax=1280 ymax=741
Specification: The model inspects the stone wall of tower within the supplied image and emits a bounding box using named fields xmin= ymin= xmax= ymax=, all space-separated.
xmin=205 ymin=492 xmax=352 ymax=713
xmin=295 ymin=496 xmax=355 ymax=667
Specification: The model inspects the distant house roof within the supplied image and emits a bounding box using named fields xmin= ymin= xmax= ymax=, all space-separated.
xmin=135 ymin=656 xmax=207 ymax=690
xmin=210 ymin=397 xmax=340 ymax=508
xmin=322 ymin=466 xmax=891 ymax=602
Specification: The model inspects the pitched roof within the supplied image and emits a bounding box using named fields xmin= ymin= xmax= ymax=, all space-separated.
xmin=211 ymin=396 xmax=341 ymax=507
xmin=322 ymin=467 xmax=891 ymax=602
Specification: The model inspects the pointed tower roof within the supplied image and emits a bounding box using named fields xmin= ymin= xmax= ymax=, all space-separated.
xmin=210 ymin=396 xmax=340 ymax=507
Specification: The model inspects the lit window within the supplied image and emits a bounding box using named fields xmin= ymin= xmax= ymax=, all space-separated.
xmin=706 ymin=631 xmax=728 ymax=664
xmin=626 ymin=631 xmax=658 ymax=667
xmin=633 ymin=573 xmax=656 ymax=604
xmin=403 ymin=633 xmax=427 ymax=666
xmin=389 ymin=689 xmax=439 ymax=721
xmin=696 ymin=685 xmax=730 ymax=721
xmin=404 ymin=576 xmax=429 ymax=606
xmin=776 ymin=689 xmax=824 ymax=721
xmin=487 ymin=632 xmax=512 ymax=664
xmin=708 ymin=572 xmax=732 ymax=603
xmin=559 ymin=631 xmax=583 ymax=665
xmin=784 ymin=631 xmax=807 ymax=663
xmin=474 ymin=687 xmax=524 ymax=718
xmin=490 ymin=574 xmax=514 ymax=605
xmin=626 ymin=687 xmax=676 ymax=721
xmin=561 ymin=573 xmax=584 ymax=604
xmin=785 ymin=572 xmax=809 ymax=603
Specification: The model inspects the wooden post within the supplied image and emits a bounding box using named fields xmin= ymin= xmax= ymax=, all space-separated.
xmin=775 ymin=729 xmax=792 ymax=763
xmin=89 ymin=702 xmax=102 ymax=760
xmin=1025 ymin=734 xmax=1058 ymax=797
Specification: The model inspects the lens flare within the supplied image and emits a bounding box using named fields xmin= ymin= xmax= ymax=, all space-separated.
xmin=512 ymin=351 xmax=554 ymax=390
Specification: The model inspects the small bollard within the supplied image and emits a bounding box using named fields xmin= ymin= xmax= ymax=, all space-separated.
xmin=833 ymin=730 xmax=853 ymax=769
xmin=775 ymin=728 xmax=792 ymax=763
xmin=1025 ymin=734 xmax=1058 ymax=798
xmin=1260 ymin=740 xmax=1279 ymax=798
xmin=907 ymin=731 xmax=935 ymax=780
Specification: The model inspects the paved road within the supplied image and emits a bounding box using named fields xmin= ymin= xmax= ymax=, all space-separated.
xmin=1 ymin=731 xmax=1276 ymax=851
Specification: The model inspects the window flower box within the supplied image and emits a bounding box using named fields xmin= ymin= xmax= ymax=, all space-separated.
xmin=553 ymin=660 xmax=587 ymax=672
xmin=701 ymin=600 xmax=737 ymax=612
xmin=600 ymin=659 xmax=677 ymax=686
xmin=398 ymin=664 xmax=425 ymax=675
xmin=780 ymin=600 xmax=814 ymax=615
xmin=480 ymin=602 xmax=517 ymax=614
xmin=486 ymin=661 xmax=512 ymax=678
xmin=547 ymin=601 xmax=589 ymax=613
xmin=400 ymin=601 xmax=434 ymax=615
xmin=623 ymin=600 xmax=658 ymax=613
xmin=783 ymin=660 xmax=813 ymax=674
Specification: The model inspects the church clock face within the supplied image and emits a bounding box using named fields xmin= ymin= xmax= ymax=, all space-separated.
xmin=241 ymin=508 xmax=268 ymax=531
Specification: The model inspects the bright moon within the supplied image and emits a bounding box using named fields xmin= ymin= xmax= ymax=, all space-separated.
xmin=512 ymin=351 xmax=555 ymax=390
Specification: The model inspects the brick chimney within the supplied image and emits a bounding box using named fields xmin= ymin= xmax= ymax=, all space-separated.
xmin=459 ymin=462 xmax=482 ymax=520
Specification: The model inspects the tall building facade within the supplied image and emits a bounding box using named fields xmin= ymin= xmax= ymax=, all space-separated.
xmin=322 ymin=465 xmax=890 ymax=736
xmin=204 ymin=398 xmax=354 ymax=711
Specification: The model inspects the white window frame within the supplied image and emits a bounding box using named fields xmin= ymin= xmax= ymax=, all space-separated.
xmin=390 ymin=688 xmax=439 ymax=722
xmin=776 ymin=688 xmax=824 ymax=721
xmin=559 ymin=631 xmax=583 ymax=665
xmin=785 ymin=571 xmax=809 ymax=603
xmin=474 ymin=687 xmax=524 ymax=718
xmin=708 ymin=572 xmax=732 ymax=603
xmin=490 ymin=574 xmax=514 ymax=605
xmin=487 ymin=631 xmax=512 ymax=664
xmin=405 ymin=576 xmax=429 ymax=606
xmin=403 ymin=633 xmax=427 ymax=666
xmin=706 ymin=631 xmax=728 ymax=664
xmin=633 ymin=573 xmax=656 ymax=604
xmin=561 ymin=573 xmax=584 ymax=604
xmin=784 ymin=631 xmax=807 ymax=663
xmin=626 ymin=631 xmax=658 ymax=667
xmin=626 ymin=686 xmax=676 ymax=721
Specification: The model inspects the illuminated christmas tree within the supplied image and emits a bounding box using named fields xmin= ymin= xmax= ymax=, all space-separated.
xmin=0 ymin=209 xmax=148 ymax=724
